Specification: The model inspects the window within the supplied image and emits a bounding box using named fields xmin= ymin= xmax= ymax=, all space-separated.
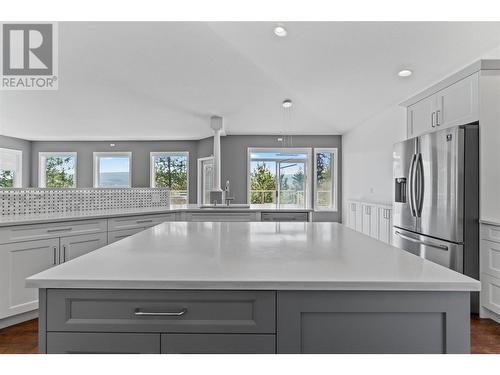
xmin=0 ymin=148 xmax=22 ymax=188
xmin=314 ymin=148 xmax=338 ymax=211
xmin=248 ymin=148 xmax=311 ymax=209
xmin=150 ymin=152 xmax=189 ymax=204
xmin=93 ymin=152 xmax=132 ymax=188
xmin=39 ymin=152 xmax=77 ymax=188
xmin=197 ymin=156 xmax=214 ymax=205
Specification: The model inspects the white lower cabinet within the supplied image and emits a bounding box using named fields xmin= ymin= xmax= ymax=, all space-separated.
xmin=361 ymin=204 xmax=378 ymax=239
xmin=481 ymin=273 xmax=500 ymax=316
xmin=0 ymin=238 xmax=59 ymax=319
xmin=378 ymin=208 xmax=392 ymax=245
xmin=346 ymin=201 xmax=361 ymax=230
xmin=346 ymin=200 xmax=392 ymax=244
xmin=60 ymin=233 xmax=108 ymax=262
xmin=480 ymin=224 xmax=500 ymax=320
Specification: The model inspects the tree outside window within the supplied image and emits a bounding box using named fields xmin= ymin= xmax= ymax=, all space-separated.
xmin=0 ymin=170 xmax=14 ymax=188
xmin=314 ymin=148 xmax=337 ymax=211
xmin=248 ymin=149 xmax=310 ymax=208
xmin=250 ymin=162 xmax=276 ymax=204
xmin=45 ymin=156 xmax=76 ymax=187
xmin=151 ymin=152 xmax=189 ymax=204
xmin=39 ymin=153 xmax=77 ymax=188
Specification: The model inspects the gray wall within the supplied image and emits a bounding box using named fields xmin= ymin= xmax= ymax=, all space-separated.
xmin=221 ymin=135 xmax=342 ymax=222
xmin=0 ymin=135 xmax=32 ymax=187
xmin=31 ymin=140 xmax=200 ymax=203
xmin=17 ymin=134 xmax=341 ymax=221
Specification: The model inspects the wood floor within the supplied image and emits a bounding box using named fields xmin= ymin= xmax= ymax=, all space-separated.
xmin=0 ymin=316 xmax=499 ymax=354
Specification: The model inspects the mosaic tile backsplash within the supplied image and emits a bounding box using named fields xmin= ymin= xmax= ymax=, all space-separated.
xmin=0 ymin=188 xmax=171 ymax=216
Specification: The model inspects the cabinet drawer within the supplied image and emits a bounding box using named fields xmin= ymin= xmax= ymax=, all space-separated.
xmin=481 ymin=273 xmax=500 ymax=315
xmin=186 ymin=212 xmax=258 ymax=222
xmin=46 ymin=332 xmax=161 ymax=354
xmin=261 ymin=212 xmax=308 ymax=222
xmin=0 ymin=219 xmax=107 ymax=244
xmin=108 ymin=213 xmax=175 ymax=231
xmin=481 ymin=224 xmax=500 ymax=243
xmin=47 ymin=289 xmax=276 ymax=333
xmin=481 ymin=240 xmax=500 ymax=279
xmin=108 ymin=227 xmax=145 ymax=244
xmin=162 ymin=334 xmax=276 ymax=354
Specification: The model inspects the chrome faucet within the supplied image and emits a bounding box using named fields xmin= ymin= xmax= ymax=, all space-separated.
xmin=224 ymin=180 xmax=234 ymax=206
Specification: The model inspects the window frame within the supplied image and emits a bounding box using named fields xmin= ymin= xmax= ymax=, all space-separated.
xmin=93 ymin=151 xmax=132 ymax=188
xmin=313 ymin=147 xmax=338 ymax=212
xmin=0 ymin=147 xmax=22 ymax=188
xmin=150 ymin=151 xmax=189 ymax=203
xmin=247 ymin=147 xmax=312 ymax=209
xmin=38 ymin=151 xmax=78 ymax=188
xmin=197 ymin=156 xmax=214 ymax=206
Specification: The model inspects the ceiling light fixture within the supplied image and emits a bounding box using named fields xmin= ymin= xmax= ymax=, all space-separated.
xmin=398 ymin=69 xmax=413 ymax=77
xmin=274 ymin=26 xmax=288 ymax=37
xmin=282 ymin=99 xmax=293 ymax=108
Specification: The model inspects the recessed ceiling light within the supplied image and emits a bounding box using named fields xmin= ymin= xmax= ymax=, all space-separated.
xmin=274 ymin=26 xmax=287 ymax=37
xmin=282 ymin=99 xmax=293 ymax=108
xmin=398 ymin=69 xmax=413 ymax=77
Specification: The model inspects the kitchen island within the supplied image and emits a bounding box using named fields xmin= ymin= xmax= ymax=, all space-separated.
xmin=26 ymin=222 xmax=480 ymax=354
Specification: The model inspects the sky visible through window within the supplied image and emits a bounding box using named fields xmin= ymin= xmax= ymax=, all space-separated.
xmin=99 ymin=157 xmax=130 ymax=173
xmin=98 ymin=156 xmax=130 ymax=187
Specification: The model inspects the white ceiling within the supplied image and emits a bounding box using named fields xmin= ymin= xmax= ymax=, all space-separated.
xmin=1 ymin=22 xmax=500 ymax=140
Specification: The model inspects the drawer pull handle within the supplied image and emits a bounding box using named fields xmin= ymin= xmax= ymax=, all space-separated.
xmin=47 ymin=227 xmax=73 ymax=233
xmin=134 ymin=308 xmax=187 ymax=317
xmin=136 ymin=219 xmax=154 ymax=224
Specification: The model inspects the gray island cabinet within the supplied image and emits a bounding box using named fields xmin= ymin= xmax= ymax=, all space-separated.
xmin=27 ymin=222 xmax=479 ymax=354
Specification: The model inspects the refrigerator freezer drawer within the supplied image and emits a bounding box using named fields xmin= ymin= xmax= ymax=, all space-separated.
xmin=393 ymin=227 xmax=463 ymax=273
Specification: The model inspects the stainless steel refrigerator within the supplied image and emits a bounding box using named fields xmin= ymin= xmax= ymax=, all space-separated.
xmin=392 ymin=124 xmax=479 ymax=311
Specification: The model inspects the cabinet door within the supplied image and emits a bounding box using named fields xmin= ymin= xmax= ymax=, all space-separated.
xmin=378 ymin=208 xmax=392 ymax=244
xmin=481 ymin=273 xmax=500 ymax=316
xmin=407 ymin=95 xmax=436 ymax=138
xmin=346 ymin=202 xmax=362 ymax=231
xmin=107 ymin=227 xmax=145 ymax=244
xmin=361 ymin=204 xmax=378 ymax=238
xmin=0 ymin=238 xmax=59 ymax=318
xmin=436 ymin=73 xmax=479 ymax=130
xmin=46 ymin=332 xmax=161 ymax=354
xmin=346 ymin=202 xmax=356 ymax=229
xmin=60 ymin=232 xmax=107 ymax=262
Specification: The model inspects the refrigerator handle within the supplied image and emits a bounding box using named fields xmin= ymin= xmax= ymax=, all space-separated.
xmin=394 ymin=231 xmax=448 ymax=251
xmin=408 ymin=153 xmax=417 ymax=217
xmin=415 ymin=153 xmax=424 ymax=217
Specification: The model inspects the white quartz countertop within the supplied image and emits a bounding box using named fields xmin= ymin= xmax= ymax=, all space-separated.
xmin=0 ymin=204 xmax=313 ymax=227
xmin=26 ymin=222 xmax=480 ymax=292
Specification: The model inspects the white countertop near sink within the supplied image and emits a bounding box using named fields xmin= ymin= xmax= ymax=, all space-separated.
xmin=26 ymin=222 xmax=480 ymax=292
xmin=0 ymin=204 xmax=313 ymax=227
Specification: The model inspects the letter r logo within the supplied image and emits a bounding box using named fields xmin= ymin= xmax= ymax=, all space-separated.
xmin=2 ymin=24 xmax=53 ymax=75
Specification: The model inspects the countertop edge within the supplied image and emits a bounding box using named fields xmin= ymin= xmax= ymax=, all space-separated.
xmin=25 ymin=279 xmax=481 ymax=292
xmin=0 ymin=207 xmax=316 ymax=227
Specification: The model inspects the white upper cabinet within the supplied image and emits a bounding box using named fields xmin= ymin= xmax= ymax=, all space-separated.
xmin=435 ymin=72 xmax=479 ymax=130
xmin=405 ymin=72 xmax=479 ymax=138
xmin=407 ymin=95 xmax=437 ymax=138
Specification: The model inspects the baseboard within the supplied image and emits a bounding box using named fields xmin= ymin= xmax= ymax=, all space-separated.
xmin=0 ymin=310 xmax=38 ymax=330
xmin=479 ymin=306 xmax=500 ymax=323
